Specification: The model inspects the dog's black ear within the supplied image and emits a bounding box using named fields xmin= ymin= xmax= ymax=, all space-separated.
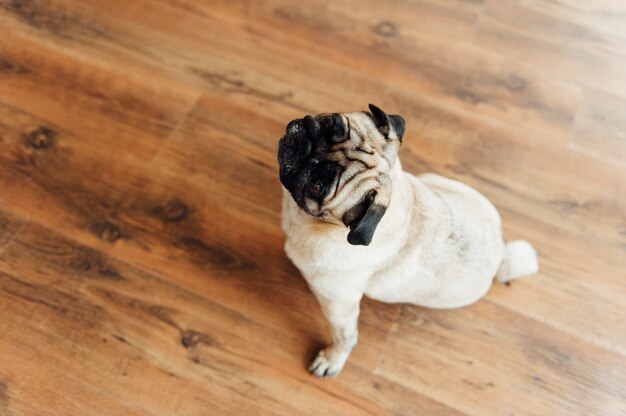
xmin=368 ymin=103 xmax=389 ymax=135
xmin=343 ymin=192 xmax=387 ymax=246
xmin=389 ymin=114 xmax=405 ymax=141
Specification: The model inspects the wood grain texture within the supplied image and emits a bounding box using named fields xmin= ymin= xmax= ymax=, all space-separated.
xmin=0 ymin=1 xmax=625 ymax=415
xmin=475 ymin=0 xmax=626 ymax=97
xmin=570 ymin=89 xmax=626 ymax=166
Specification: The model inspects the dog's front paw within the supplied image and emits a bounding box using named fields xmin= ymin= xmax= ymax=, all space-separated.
xmin=308 ymin=347 xmax=349 ymax=378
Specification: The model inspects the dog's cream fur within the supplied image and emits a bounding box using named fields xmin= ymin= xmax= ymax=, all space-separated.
xmin=282 ymin=159 xmax=538 ymax=377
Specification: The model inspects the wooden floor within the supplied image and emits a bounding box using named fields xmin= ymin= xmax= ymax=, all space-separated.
xmin=0 ymin=1 xmax=625 ymax=414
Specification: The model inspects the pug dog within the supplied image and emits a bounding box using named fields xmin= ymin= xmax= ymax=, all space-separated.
xmin=278 ymin=104 xmax=538 ymax=378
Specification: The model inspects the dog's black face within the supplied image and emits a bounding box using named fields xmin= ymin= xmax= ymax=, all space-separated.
xmin=278 ymin=104 xmax=405 ymax=245
xmin=278 ymin=113 xmax=346 ymax=214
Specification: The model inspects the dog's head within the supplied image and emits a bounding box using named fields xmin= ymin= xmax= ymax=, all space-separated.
xmin=278 ymin=104 xmax=405 ymax=246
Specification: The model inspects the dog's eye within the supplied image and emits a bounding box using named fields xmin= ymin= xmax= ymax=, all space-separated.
xmin=309 ymin=179 xmax=323 ymax=197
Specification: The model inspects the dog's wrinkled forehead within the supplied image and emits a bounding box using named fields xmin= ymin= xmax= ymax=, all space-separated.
xmin=322 ymin=109 xmax=402 ymax=147
xmin=344 ymin=111 xmax=387 ymax=145
xmin=323 ymin=110 xmax=403 ymax=170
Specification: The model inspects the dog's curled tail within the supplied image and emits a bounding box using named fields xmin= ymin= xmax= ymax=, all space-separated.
xmin=496 ymin=240 xmax=539 ymax=283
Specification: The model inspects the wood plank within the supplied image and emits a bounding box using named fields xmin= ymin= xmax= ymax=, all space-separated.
xmin=153 ymin=94 xmax=285 ymax=216
xmin=200 ymin=0 xmax=580 ymax=141
xmin=489 ymin=207 xmax=626 ymax=355
xmin=0 ymin=216 xmax=460 ymax=415
xmin=527 ymin=0 xmax=626 ymax=40
xmin=1 ymin=0 xmax=580 ymax=143
xmin=475 ymin=0 xmax=626 ymax=97
xmin=0 ymin=268 xmax=267 ymax=416
xmin=0 ymin=23 xmax=199 ymax=161
xmin=0 ymin=208 xmax=24 ymax=254
xmin=388 ymin=90 xmax=626 ymax=249
xmin=0 ymin=344 xmax=151 ymax=416
xmin=261 ymin=0 xmax=486 ymax=42
xmin=570 ymin=89 xmax=626 ymax=166
xmin=0 ymin=0 xmax=314 ymax=115
xmin=378 ymin=301 xmax=626 ymax=416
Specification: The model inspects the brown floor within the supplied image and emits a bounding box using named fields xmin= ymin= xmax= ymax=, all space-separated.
xmin=0 ymin=1 xmax=625 ymax=415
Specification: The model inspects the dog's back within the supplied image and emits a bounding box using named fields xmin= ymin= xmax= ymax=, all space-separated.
xmin=417 ymin=173 xmax=537 ymax=295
